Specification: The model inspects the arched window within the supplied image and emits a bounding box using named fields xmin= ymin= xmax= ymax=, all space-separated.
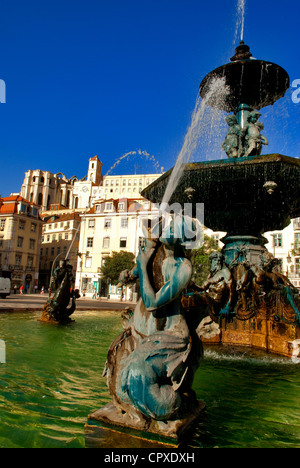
xmin=66 ymin=190 xmax=70 ymax=208
xmin=38 ymin=193 xmax=43 ymax=206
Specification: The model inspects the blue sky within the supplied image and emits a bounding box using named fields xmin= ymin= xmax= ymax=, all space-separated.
xmin=0 ymin=0 xmax=300 ymax=197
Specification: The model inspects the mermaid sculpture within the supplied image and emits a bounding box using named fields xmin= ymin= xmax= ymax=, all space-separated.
xmin=98 ymin=215 xmax=219 ymax=436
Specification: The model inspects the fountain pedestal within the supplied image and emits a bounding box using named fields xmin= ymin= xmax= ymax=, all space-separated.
xmin=87 ymin=400 xmax=205 ymax=445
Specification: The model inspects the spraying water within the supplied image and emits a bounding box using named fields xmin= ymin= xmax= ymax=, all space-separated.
xmin=234 ymin=0 xmax=246 ymax=44
xmin=105 ymin=149 xmax=161 ymax=176
xmin=161 ymin=77 xmax=229 ymax=209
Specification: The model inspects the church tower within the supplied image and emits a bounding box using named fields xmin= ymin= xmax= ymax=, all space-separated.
xmin=88 ymin=156 xmax=103 ymax=185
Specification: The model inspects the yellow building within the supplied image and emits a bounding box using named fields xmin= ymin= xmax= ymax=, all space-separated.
xmin=0 ymin=196 xmax=43 ymax=292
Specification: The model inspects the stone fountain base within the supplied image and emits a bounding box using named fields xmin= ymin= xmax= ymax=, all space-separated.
xmin=203 ymin=316 xmax=300 ymax=358
xmin=86 ymin=400 xmax=205 ymax=446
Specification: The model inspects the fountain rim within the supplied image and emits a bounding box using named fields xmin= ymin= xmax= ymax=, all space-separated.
xmin=141 ymin=153 xmax=300 ymax=202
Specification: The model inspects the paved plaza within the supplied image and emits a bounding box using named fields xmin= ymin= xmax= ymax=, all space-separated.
xmin=0 ymin=294 xmax=136 ymax=312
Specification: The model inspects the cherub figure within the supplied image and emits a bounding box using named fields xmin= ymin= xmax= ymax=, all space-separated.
xmin=222 ymin=114 xmax=243 ymax=158
xmin=243 ymin=111 xmax=268 ymax=157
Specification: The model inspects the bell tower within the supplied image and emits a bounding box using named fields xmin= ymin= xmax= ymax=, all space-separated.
xmin=88 ymin=156 xmax=103 ymax=185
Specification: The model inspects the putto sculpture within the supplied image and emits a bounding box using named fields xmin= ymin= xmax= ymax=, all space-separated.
xmin=222 ymin=110 xmax=268 ymax=158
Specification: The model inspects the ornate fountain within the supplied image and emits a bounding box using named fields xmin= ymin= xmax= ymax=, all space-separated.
xmin=142 ymin=41 xmax=300 ymax=356
xmin=87 ymin=42 xmax=300 ymax=445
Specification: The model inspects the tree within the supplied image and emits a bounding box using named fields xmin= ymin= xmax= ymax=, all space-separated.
xmin=188 ymin=235 xmax=221 ymax=286
xmin=101 ymin=251 xmax=135 ymax=285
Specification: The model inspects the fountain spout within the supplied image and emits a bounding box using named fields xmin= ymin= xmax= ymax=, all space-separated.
xmin=230 ymin=40 xmax=252 ymax=62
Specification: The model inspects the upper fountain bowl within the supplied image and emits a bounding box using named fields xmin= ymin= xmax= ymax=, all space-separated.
xmin=199 ymin=41 xmax=290 ymax=112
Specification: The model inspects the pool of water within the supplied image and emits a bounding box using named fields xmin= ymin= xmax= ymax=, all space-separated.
xmin=0 ymin=310 xmax=299 ymax=448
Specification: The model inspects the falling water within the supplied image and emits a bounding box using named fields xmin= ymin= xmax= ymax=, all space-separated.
xmin=234 ymin=0 xmax=246 ymax=44
xmin=161 ymin=77 xmax=229 ymax=209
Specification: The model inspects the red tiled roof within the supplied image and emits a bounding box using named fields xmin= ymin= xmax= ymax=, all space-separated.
xmin=1 ymin=195 xmax=39 ymax=206
xmin=44 ymin=212 xmax=81 ymax=224
xmin=0 ymin=203 xmax=18 ymax=214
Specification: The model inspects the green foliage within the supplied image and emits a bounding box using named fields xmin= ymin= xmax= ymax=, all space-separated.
xmin=101 ymin=251 xmax=135 ymax=285
xmin=291 ymin=243 xmax=300 ymax=257
xmin=188 ymin=235 xmax=221 ymax=286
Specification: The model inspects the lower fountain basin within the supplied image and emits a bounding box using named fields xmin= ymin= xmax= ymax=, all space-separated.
xmin=142 ymin=154 xmax=300 ymax=236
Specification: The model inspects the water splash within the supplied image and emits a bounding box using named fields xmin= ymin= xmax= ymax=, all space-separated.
xmin=105 ymin=149 xmax=161 ymax=176
xmin=161 ymin=77 xmax=229 ymax=209
xmin=234 ymin=0 xmax=246 ymax=44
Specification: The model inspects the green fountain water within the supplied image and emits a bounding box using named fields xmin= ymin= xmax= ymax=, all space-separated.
xmin=0 ymin=311 xmax=299 ymax=448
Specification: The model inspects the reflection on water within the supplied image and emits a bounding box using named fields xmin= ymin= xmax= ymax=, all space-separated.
xmin=0 ymin=311 xmax=299 ymax=448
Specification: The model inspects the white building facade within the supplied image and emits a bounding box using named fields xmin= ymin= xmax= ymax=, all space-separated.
xmin=75 ymin=197 xmax=158 ymax=298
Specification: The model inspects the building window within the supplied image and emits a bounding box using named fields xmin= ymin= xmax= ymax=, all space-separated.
xmin=87 ymin=237 xmax=94 ymax=248
xmin=123 ymin=179 xmax=126 ymax=186
xmin=104 ymin=218 xmax=111 ymax=229
xmin=85 ymin=256 xmax=92 ymax=268
xmin=47 ymin=235 xmax=50 ymax=242
xmin=88 ymin=219 xmax=95 ymax=229
xmin=273 ymin=233 xmax=282 ymax=247
xmin=105 ymin=202 xmax=113 ymax=211
xmin=0 ymin=236 xmax=3 ymax=247
xmin=57 ymin=246 xmax=61 ymax=255
xmin=294 ymin=233 xmax=300 ymax=248
xmin=19 ymin=220 xmax=25 ymax=230
xmin=121 ymin=218 xmax=128 ymax=228
xmin=296 ymin=258 xmax=300 ymax=277
xmin=17 ymin=236 xmax=24 ymax=248
xmin=15 ymin=254 xmax=22 ymax=266
xmin=31 ymin=223 xmax=37 ymax=232
xmin=29 ymin=239 xmax=35 ymax=250
xmin=27 ymin=256 xmax=33 ymax=268
xmin=103 ymin=237 xmax=110 ymax=249
xmin=65 ymin=233 xmax=68 ymax=240
xmin=58 ymin=234 xmax=62 ymax=241
xmin=51 ymin=247 xmax=55 ymax=256
xmin=120 ymin=238 xmax=127 ymax=248
xmin=19 ymin=203 xmax=27 ymax=213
